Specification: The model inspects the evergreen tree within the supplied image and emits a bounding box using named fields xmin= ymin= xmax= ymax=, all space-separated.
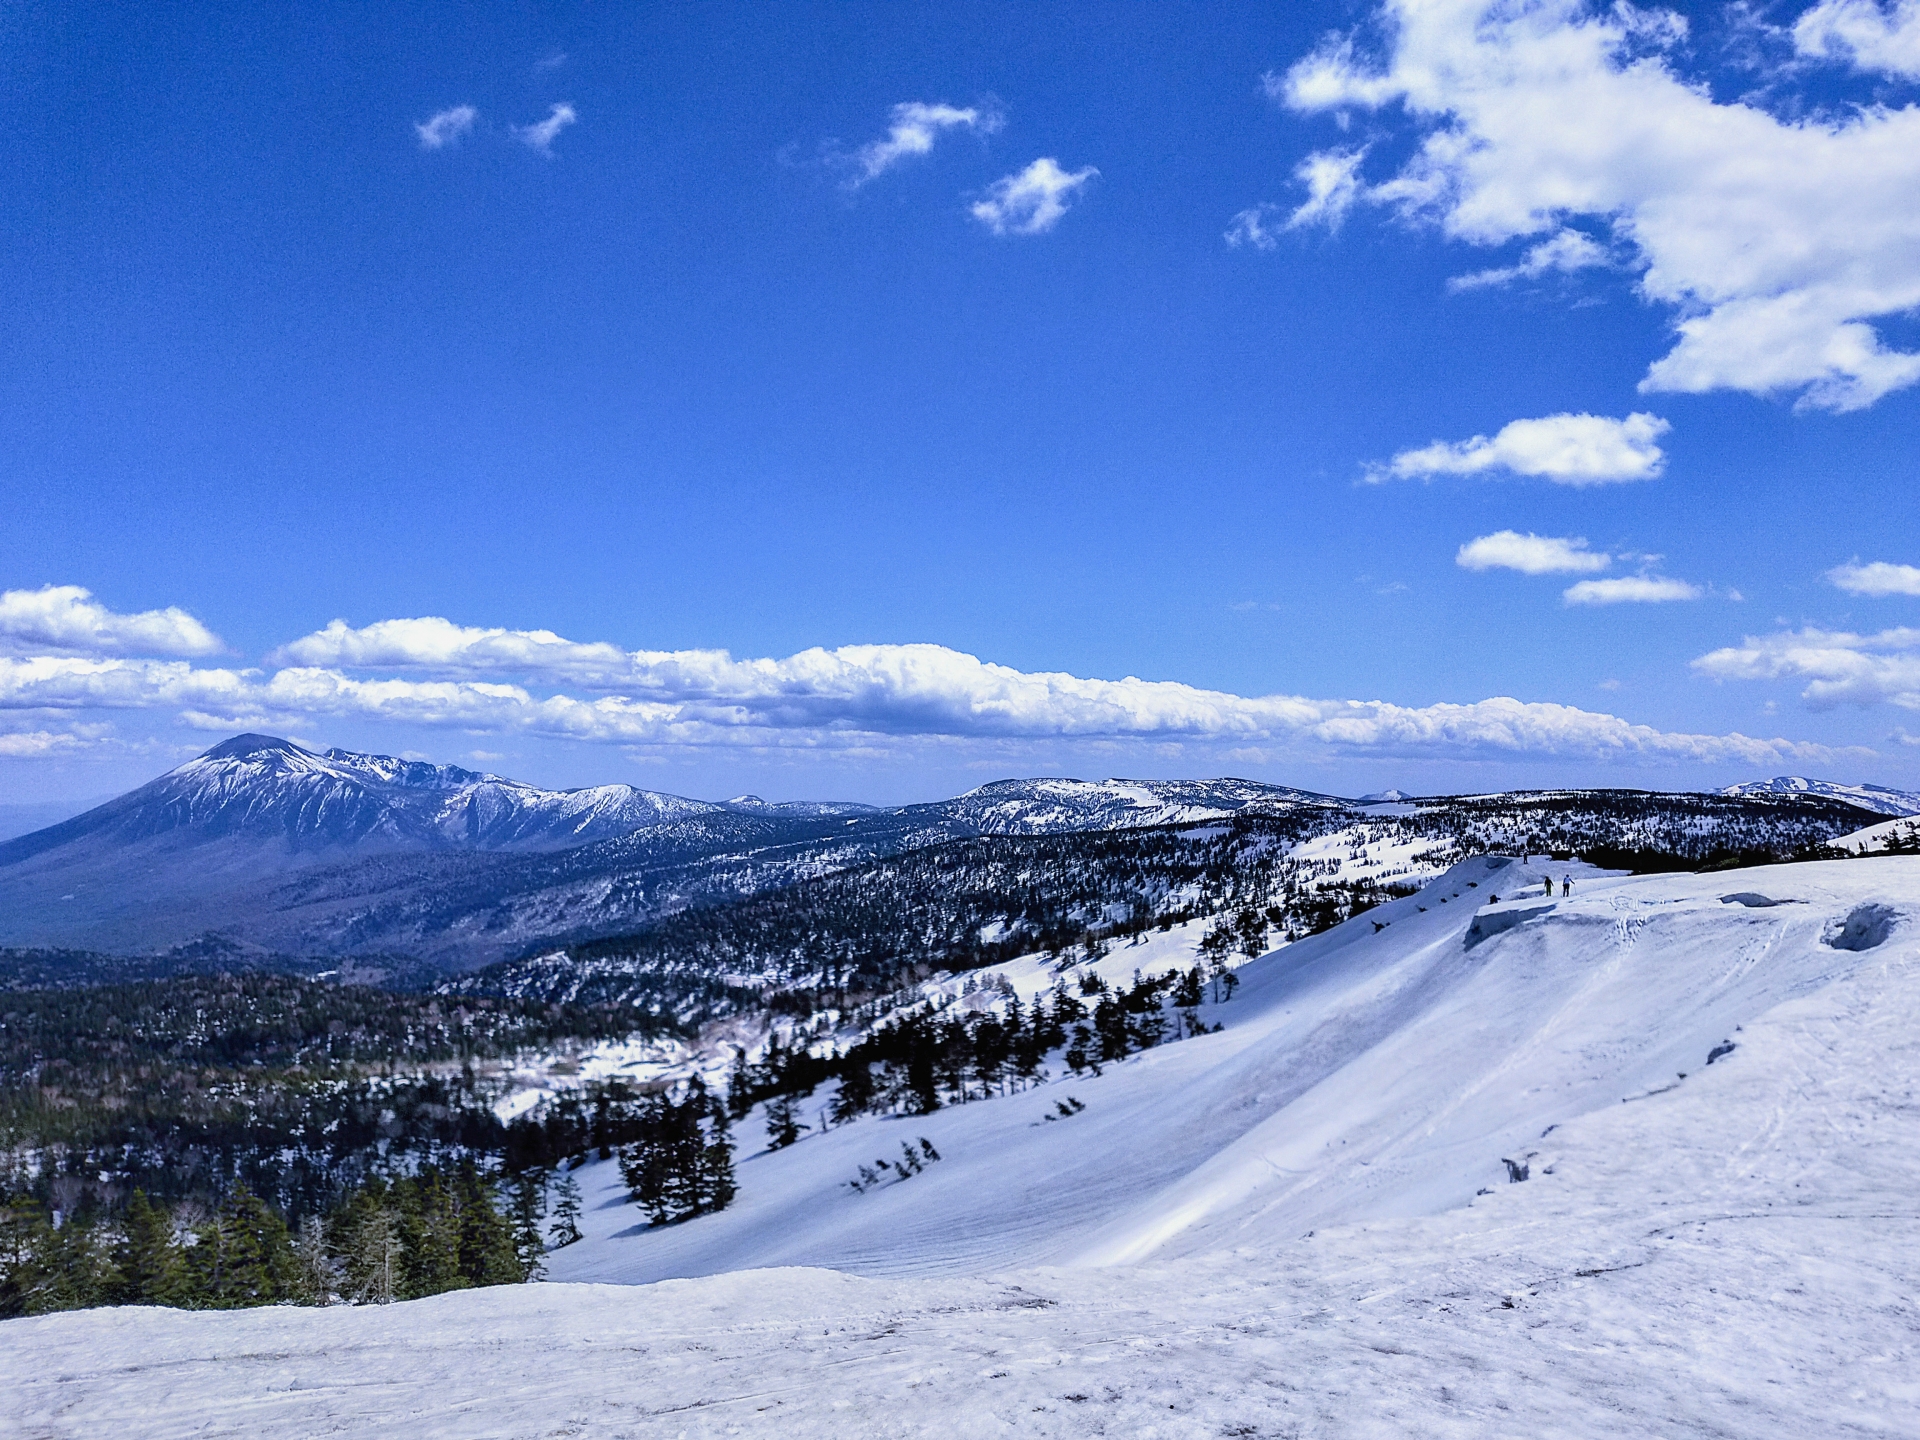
xmin=549 ymin=1174 xmax=583 ymax=1248
xmin=619 ymin=1079 xmax=737 ymax=1224
xmin=508 ymin=1172 xmax=548 ymax=1278
xmin=111 ymin=1189 xmax=185 ymax=1307
xmin=187 ymin=1186 xmax=298 ymax=1309
xmin=764 ymin=1095 xmax=806 ymax=1150
xmin=453 ymin=1163 xmax=524 ymax=1287
xmin=396 ymin=1172 xmax=465 ymax=1299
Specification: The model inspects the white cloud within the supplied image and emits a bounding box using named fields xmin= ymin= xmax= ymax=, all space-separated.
xmin=1829 ymin=560 xmax=1920 ymax=597
xmin=1563 ymin=575 xmax=1702 ymax=606
xmin=515 ymin=103 xmax=577 ymax=156
xmin=247 ymin=616 xmax=1820 ymax=764
xmin=1286 ymin=147 xmax=1368 ymax=231
xmin=1379 ymin=412 xmax=1669 ymax=485
xmin=848 ymin=102 xmax=1000 ymax=186
xmin=1694 ymin=626 xmax=1920 ymax=708
xmin=0 ymin=597 xmax=1833 ymax=768
xmin=1224 ymin=204 xmax=1285 ymax=251
xmin=1448 ymin=229 xmax=1610 ymax=292
xmin=270 ymin=616 xmax=630 ymax=682
xmin=1457 ymin=531 xmax=1610 ymax=575
xmin=1795 ymin=0 xmax=1920 ymax=78
xmin=0 ymin=728 xmax=94 ymax=757
xmin=970 ymin=158 xmax=1098 ymax=236
xmin=415 ymin=105 xmax=478 ymax=151
xmin=1278 ymin=1 xmax=1920 ymax=411
xmin=0 ymin=655 xmax=258 ymax=712
xmin=0 ymin=585 xmax=223 ymax=658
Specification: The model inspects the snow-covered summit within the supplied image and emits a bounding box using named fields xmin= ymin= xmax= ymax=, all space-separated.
xmin=0 ymin=733 xmax=722 ymax=864
xmin=1723 ymin=775 xmax=1920 ymax=815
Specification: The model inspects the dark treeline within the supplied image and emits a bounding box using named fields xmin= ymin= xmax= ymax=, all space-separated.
xmin=1354 ymin=791 xmax=1875 ymax=873
xmin=0 ymin=1160 xmax=548 ymax=1318
xmin=1 ymin=973 xmax=665 ymax=1231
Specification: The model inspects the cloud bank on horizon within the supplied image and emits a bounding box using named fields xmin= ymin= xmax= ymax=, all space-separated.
xmin=0 ymin=586 xmax=1852 ymax=772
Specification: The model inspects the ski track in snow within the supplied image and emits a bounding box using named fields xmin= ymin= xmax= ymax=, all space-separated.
xmin=7 ymin=857 xmax=1920 ymax=1437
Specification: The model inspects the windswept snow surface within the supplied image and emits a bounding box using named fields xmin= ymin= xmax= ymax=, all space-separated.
xmin=9 ymin=857 xmax=1920 ymax=1437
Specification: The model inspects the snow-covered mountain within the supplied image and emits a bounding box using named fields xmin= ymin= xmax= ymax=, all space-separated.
xmin=0 ymin=733 xmax=721 ymax=863
xmin=1722 ymin=775 xmax=1920 ymax=816
xmin=16 ymin=854 xmax=1917 ymax=1435
xmin=899 ymin=776 xmax=1346 ymax=835
xmin=721 ymin=794 xmax=880 ymax=819
xmin=0 ymin=737 xmax=1890 ymax=974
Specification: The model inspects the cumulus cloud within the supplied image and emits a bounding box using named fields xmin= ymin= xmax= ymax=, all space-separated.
xmin=1448 ymin=229 xmax=1610 ymax=292
xmin=1829 ymin=560 xmax=1920 ymax=596
xmin=970 ymin=158 xmax=1097 ymax=236
xmin=1378 ymin=412 xmax=1669 ymax=485
xmin=1277 ymin=0 xmax=1920 ymax=411
xmin=415 ymin=105 xmax=478 ymax=150
xmin=515 ymin=103 xmax=577 ymax=156
xmin=0 ymin=593 xmax=1833 ymax=768
xmin=846 ymin=101 xmax=1000 ymax=186
xmin=1795 ymin=0 xmax=1920 ymax=78
xmin=0 ymin=586 xmax=223 ymax=658
xmin=1694 ymin=626 xmax=1920 ymax=709
xmin=243 ymin=615 xmax=1822 ymax=764
xmin=1457 ymin=531 xmax=1610 ymax=575
xmin=1563 ymin=575 xmax=1702 ymax=606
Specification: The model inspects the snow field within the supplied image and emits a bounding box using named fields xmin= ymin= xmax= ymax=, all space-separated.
xmin=7 ymin=855 xmax=1919 ymax=1436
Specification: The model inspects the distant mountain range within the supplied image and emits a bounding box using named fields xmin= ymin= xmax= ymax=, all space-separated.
xmin=0 ymin=736 xmax=1347 ymax=966
xmin=0 ymin=735 xmax=1896 ymax=977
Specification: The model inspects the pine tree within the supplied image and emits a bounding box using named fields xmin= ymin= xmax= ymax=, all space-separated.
xmin=764 ymin=1095 xmax=806 ymax=1150
xmin=620 ymin=1079 xmax=737 ymax=1223
xmin=508 ymin=1172 xmax=548 ymax=1279
xmin=196 ymin=1186 xmax=299 ymax=1309
xmin=112 ymin=1189 xmax=185 ymax=1307
xmin=549 ymin=1174 xmax=583 ymax=1247
xmin=396 ymin=1172 xmax=465 ymax=1299
xmin=453 ymin=1164 xmax=524 ymax=1288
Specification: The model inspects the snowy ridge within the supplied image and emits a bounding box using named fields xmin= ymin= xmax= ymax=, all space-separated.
xmin=542 ymin=853 xmax=1920 ymax=1282
xmin=1722 ymin=775 xmax=1920 ymax=816
xmin=11 ymin=854 xmax=1918 ymax=1436
xmin=903 ymin=776 xmax=1347 ymax=835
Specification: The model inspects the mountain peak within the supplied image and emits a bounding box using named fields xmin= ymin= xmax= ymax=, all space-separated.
xmin=198 ymin=733 xmax=311 ymax=762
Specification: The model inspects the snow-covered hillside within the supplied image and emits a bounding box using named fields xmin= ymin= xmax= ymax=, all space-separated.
xmin=1723 ymin=774 xmax=1920 ymax=816
xmin=11 ymin=855 xmax=1916 ymax=1436
xmin=908 ymin=776 xmax=1346 ymax=834
xmin=1830 ymin=813 xmax=1920 ymax=855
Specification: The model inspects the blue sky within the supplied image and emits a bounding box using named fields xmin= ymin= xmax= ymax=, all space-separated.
xmin=4 ymin=0 xmax=1920 ymax=805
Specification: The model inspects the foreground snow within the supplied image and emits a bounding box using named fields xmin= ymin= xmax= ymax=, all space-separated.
xmin=8 ymin=857 xmax=1919 ymax=1437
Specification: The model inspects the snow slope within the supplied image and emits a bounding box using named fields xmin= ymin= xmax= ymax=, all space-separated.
xmin=8 ymin=856 xmax=1918 ymax=1436
xmin=1831 ymin=813 xmax=1920 ymax=854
